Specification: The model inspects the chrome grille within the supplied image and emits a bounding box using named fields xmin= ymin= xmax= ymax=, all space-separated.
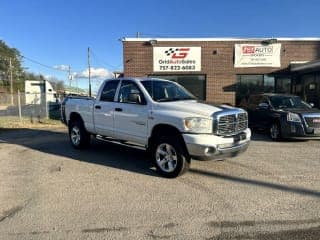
xmin=216 ymin=112 xmax=248 ymax=136
xmin=304 ymin=116 xmax=320 ymax=129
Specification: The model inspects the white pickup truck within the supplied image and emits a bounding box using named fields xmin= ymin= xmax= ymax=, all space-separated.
xmin=61 ymin=78 xmax=251 ymax=178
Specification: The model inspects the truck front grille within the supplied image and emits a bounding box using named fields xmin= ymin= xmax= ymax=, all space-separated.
xmin=216 ymin=112 xmax=248 ymax=136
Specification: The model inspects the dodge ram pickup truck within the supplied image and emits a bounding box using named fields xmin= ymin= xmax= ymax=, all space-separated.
xmin=61 ymin=78 xmax=251 ymax=178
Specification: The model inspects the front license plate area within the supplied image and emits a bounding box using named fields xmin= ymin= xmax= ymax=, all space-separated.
xmin=234 ymin=133 xmax=246 ymax=143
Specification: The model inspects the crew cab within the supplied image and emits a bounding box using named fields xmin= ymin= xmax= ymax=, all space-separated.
xmin=245 ymin=93 xmax=320 ymax=140
xmin=61 ymin=78 xmax=251 ymax=177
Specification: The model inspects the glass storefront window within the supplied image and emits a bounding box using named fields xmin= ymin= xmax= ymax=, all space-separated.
xmin=276 ymin=77 xmax=291 ymax=93
xmin=236 ymin=74 xmax=275 ymax=106
xmin=150 ymin=75 xmax=206 ymax=100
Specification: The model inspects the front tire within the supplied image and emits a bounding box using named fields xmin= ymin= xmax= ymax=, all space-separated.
xmin=152 ymin=136 xmax=190 ymax=178
xmin=69 ymin=120 xmax=91 ymax=149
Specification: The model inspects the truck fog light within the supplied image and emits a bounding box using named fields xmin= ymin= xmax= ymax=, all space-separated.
xmin=204 ymin=147 xmax=216 ymax=155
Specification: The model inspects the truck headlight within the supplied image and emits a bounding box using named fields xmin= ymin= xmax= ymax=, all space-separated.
xmin=183 ymin=117 xmax=212 ymax=133
xmin=287 ymin=112 xmax=301 ymax=122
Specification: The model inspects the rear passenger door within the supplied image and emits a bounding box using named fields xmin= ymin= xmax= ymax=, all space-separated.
xmin=93 ymin=80 xmax=119 ymax=137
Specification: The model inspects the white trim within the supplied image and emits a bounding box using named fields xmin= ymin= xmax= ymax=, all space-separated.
xmin=122 ymin=37 xmax=320 ymax=42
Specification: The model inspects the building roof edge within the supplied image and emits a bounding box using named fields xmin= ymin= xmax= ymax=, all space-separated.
xmin=122 ymin=37 xmax=320 ymax=42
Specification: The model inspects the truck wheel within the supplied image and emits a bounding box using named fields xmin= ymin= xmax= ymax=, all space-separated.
xmin=152 ymin=137 xmax=190 ymax=178
xmin=69 ymin=120 xmax=90 ymax=149
xmin=270 ymin=122 xmax=281 ymax=141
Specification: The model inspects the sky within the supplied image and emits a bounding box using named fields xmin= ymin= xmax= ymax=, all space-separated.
xmin=1 ymin=0 xmax=319 ymax=92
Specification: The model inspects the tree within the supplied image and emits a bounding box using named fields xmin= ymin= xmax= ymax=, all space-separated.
xmin=0 ymin=40 xmax=24 ymax=92
xmin=47 ymin=77 xmax=65 ymax=92
xmin=0 ymin=40 xmax=67 ymax=93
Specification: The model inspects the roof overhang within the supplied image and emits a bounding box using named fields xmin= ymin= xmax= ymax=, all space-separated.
xmin=291 ymin=59 xmax=320 ymax=72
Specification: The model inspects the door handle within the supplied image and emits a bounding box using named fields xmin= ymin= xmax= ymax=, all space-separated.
xmin=95 ymin=105 xmax=101 ymax=109
xmin=115 ymin=108 xmax=122 ymax=112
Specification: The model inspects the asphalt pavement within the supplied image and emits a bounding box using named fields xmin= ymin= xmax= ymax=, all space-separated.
xmin=0 ymin=127 xmax=319 ymax=239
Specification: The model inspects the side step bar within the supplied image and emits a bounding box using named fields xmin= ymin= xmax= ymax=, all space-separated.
xmin=95 ymin=135 xmax=146 ymax=151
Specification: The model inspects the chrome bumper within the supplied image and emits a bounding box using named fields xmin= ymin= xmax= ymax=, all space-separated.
xmin=186 ymin=140 xmax=249 ymax=160
xmin=183 ymin=129 xmax=251 ymax=161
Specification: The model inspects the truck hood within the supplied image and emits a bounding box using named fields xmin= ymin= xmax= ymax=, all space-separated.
xmin=154 ymin=100 xmax=238 ymax=117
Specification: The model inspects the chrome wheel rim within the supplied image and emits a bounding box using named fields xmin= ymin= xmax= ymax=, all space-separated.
xmin=270 ymin=124 xmax=279 ymax=139
xmin=71 ymin=126 xmax=81 ymax=146
xmin=155 ymin=143 xmax=178 ymax=173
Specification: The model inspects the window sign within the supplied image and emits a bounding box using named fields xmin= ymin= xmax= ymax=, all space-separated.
xmin=234 ymin=43 xmax=281 ymax=68
xmin=153 ymin=47 xmax=201 ymax=72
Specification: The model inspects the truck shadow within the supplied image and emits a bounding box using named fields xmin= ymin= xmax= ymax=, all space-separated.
xmin=0 ymin=128 xmax=158 ymax=177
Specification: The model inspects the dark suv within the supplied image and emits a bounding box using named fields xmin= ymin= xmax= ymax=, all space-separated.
xmin=243 ymin=93 xmax=320 ymax=140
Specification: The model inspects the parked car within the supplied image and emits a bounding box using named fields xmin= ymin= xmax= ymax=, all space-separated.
xmin=61 ymin=78 xmax=251 ymax=178
xmin=244 ymin=93 xmax=320 ymax=140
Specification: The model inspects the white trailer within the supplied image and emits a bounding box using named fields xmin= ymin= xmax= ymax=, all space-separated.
xmin=25 ymin=80 xmax=57 ymax=105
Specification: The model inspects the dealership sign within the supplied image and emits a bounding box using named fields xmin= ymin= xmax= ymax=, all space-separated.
xmin=153 ymin=47 xmax=201 ymax=72
xmin=234 ymin=43 xmax=281 ymax=68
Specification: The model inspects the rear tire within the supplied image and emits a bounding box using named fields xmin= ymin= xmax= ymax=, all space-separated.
xmin=69 ymin=120 xmax=91 ymax=149
xmin=151 ymin=136 xmax=190 ymax=178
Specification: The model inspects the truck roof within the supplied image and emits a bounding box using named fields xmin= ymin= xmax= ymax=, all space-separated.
xmin=105 ymin=77 xmax=172 ymax=82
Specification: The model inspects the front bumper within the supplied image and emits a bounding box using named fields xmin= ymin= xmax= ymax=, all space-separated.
xmin=183 ymin=128 xmax=251 ymax=160
xmin=281 ymin=121 xmax=320 ymax=139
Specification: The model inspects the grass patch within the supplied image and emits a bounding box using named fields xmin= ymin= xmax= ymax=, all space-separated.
xmin=0 ymin=116 xmax=64 ymax=129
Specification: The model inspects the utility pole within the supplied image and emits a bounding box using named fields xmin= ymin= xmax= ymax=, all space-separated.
xmin=9 ymin=58 xmax=14 ymax=105
xmin=68 ymin=65 xmax=71 ymax=87
xmin=88 ymin=47 xmax=91 ymax=97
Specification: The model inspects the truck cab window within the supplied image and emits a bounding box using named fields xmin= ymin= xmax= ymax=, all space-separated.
xmin=118 ymin=80 xmax=145 ymax=104
xmin=100 ymin=81 xmax=119 ymax=102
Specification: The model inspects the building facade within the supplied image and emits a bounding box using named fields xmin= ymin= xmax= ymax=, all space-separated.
xmin=122 ymin=38 xmax=320 ymax=107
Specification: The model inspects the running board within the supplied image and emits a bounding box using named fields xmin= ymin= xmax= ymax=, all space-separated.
xmin=95 ymin=135 xmax=146 ymax=151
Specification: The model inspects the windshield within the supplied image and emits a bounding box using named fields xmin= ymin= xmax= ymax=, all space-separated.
xmin=269 ymin=96 xmax=311 ymax=109
xmin=141 ymin=80 xmax=196 ymax=102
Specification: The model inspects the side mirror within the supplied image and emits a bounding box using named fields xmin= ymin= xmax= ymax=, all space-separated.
xmin=128 ymin=93 xmax=145 ymax=104
xmin=309 ymin=102 xmax=315 ymax=108
xmin=257 ymin=102 xmax=269 ymax=109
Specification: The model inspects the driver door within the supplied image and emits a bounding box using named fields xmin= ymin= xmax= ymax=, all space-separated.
xmin=113 ymin=80 xmax=149 ymax=145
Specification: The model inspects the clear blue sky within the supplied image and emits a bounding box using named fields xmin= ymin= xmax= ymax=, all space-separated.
xmin=1 ymin=0 xmax=319 ymax=91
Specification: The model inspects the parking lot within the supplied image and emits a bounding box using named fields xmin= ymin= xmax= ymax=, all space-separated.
xmin=0 ymin=127 xmax=319 ymax=240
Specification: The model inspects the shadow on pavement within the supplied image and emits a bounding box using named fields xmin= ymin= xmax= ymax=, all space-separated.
xmin=189 ymin=168 xmax=320 ymax=199
xmin=0 ymin=128 xmax=157 ymax=177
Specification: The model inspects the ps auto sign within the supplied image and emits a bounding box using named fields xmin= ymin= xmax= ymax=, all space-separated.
xmin=234 ymin=43 xmax=281 ymax=68
xmin=153 ymin=47 xmax=201 ymax=72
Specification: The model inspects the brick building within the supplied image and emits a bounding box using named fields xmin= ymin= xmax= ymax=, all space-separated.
xmin=122 ymin=38 xmax=320 ymax=107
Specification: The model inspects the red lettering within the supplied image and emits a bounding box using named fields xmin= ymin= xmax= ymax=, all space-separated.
xmin=242 ymin=46 xmax=255 ymax=54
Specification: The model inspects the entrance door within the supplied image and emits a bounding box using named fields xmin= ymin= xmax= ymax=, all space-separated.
xmin=302 ymin=74 xmax=320 ymax=108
